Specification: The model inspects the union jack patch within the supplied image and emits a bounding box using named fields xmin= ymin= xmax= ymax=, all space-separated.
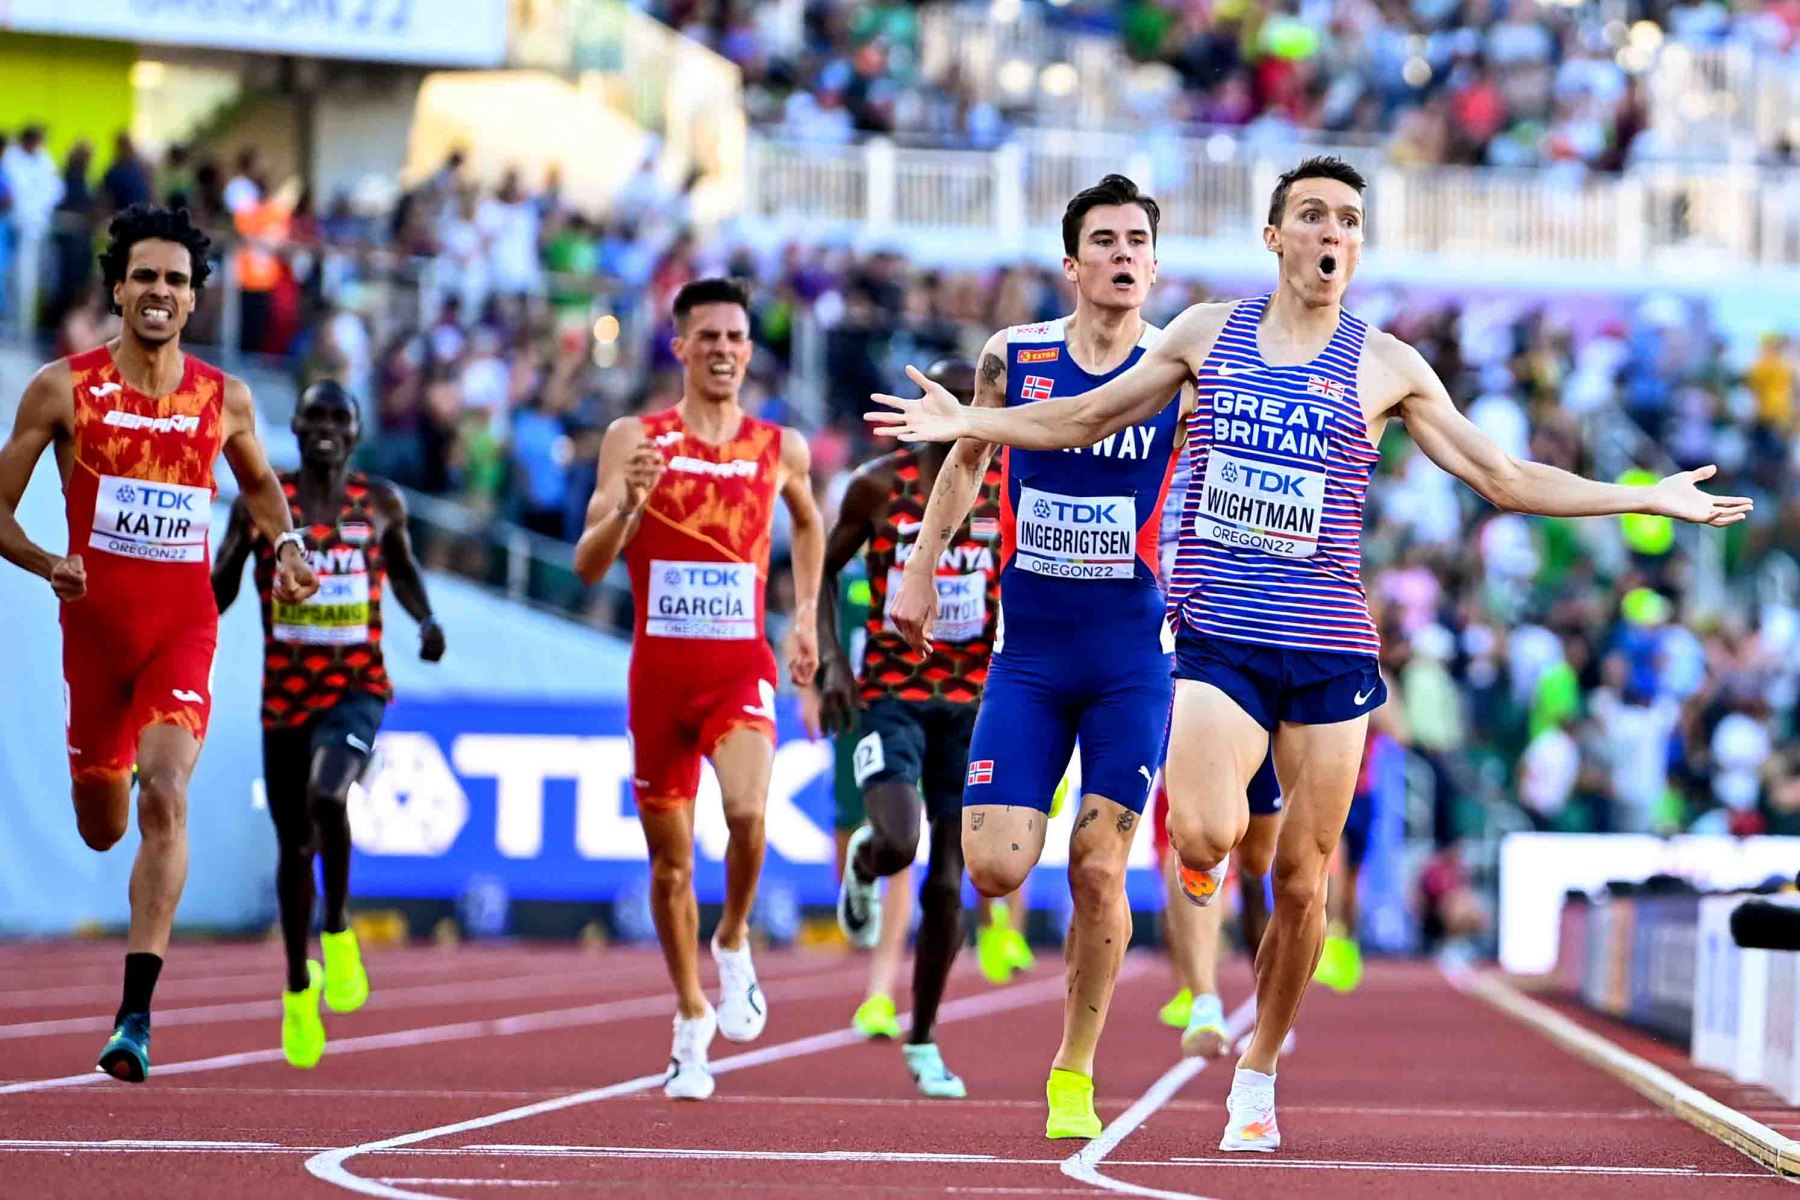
xmin=966 ymin=759 xmax=995 ymax=786
xmin=1306 ymin=376 xmax=1347 ymax=400
xmin=1021 ymin=375 xmax=1054 ymax=402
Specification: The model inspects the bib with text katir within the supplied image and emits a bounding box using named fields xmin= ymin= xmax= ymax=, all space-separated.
xmin=646 ymin=559 xmax=757 ymax=639
xmin=1014 ymin=486 xmax=1135 ymax=581
xmin=89 ymin=475 xmax=211 ymax=563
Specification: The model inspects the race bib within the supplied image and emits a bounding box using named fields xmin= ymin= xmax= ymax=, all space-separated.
xmin=89 ymin=475 xmax=210 ymax=564
xmin=1195 ymin=449 xmax=1324 ymax=560
xmin=275 ymin=572 xmax=370 ymax=645
xmin=646 ymin=559 xmax=757 ymax=639
xmin=1014 ymin=486 xmax=1135 ymax=581
xmin=884 ymin=568 xmax=987 ymax=642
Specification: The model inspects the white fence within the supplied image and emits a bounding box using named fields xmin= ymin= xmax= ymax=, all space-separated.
xmin=1648 ymin=42 xmax=1800 ymax=162
xmin=744 ymin=133 xmax=1800 ymax=276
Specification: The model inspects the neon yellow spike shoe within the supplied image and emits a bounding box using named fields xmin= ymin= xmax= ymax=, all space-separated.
xmin=1313 ymin=926 xmax=1363 ymax=993
xmin=1050 ymin=774 xmax=1071 ymax=819
xmin=1158 ymin=987 xmax=1193 ymax=1029
xmin=1045 ymin=1067 xmax=1102 ymax=1139
xmin=977 ymin=902 xmax=1015 ymax=985
xmin=852 ymin=992 xmax=901 ymax=1040
xmin=321 ymin=927 xmax=369 ymax=1013
xmin=282 ymin=961 xmax=326 ymax=1069
xmin=1003 ymin=926 xmax=1034 ymax=973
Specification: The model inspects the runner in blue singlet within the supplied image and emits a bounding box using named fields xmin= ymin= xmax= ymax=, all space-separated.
xmin=869 ymin=156 xmax=1751 ymax=1155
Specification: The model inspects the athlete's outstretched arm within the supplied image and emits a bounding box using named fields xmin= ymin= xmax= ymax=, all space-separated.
xmin=371 ymin=480 xmax=445 ymax=662
xmin=221 ymin=377 xmax=318 ymax=603
xmin=779 ymin=426 xmax=823 ymax=688
xmin=1387 ymin=336 xmax=1754 ymax=525
xmin=210 ymin=496 xmax=256 ymax=613
xmin=866 ymin=303 xmax=1225 ymax=450
xmin=574 ymin=416 xmax=660 ymax=585
xmin=887 ymin=332 xmax=1007 ymax=654
xmin=815 ymin=463 xmax=890 ymax=733
xmin=0 ymin=363 xmax=84 ymax=598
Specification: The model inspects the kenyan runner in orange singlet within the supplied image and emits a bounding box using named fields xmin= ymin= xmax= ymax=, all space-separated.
xmin=574 ymin=278 xmax=823 ymax=1102
xmin=0 ymin=205 xmax=317 ymax=1082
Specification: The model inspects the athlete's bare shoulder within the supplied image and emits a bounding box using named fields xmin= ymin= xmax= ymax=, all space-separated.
xmin=1356 ymin=325 xmax=1438 ymax=416
xmin=1160 ymin=301 xmax=1236 ymax=374
xmin=220 ymin=371 xmax=257 ymax=432
xmin=777 ymin=424 xmax=812 ymax=475
xmin=18 ymin=360 xmax=76 ymax=434
xmin=975 ymin=329 xmax=1010 ymax=405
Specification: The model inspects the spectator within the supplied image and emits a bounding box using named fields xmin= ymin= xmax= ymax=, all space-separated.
xmin=1 ymin=125 xmax=64 ymax=334
xmin=100 ymin=132 xmax=153 ymax=212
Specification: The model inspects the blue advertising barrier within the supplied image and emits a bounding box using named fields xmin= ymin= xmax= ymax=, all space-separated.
xmin=347 ymin=696 xmax=1170 ymax=915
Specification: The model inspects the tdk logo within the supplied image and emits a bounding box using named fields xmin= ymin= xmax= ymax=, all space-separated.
xmin=1238 ymin=466 xmax=1306 ymax=496
xmin=670 ymin=564 xmax=745 ymax=587
xmin=1033 ymin=498 xmax=1119 ymax=523
xmin=118 ymin=482 xmax=196 ymax=511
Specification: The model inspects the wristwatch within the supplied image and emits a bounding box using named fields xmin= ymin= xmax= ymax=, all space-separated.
xmin=274 ymin=529 xmax=308 ymax=560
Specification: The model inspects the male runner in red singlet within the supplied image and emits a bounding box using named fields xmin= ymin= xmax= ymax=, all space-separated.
xmin=213 ymin=379 xmax=445 ymax=1069
xmin=0 ymin=204 xmax=317 ymax=1081
xmin=575 ymin=277 xmax=823 ymax=1101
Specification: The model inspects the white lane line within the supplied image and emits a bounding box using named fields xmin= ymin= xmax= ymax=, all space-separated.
xmin=374 ymin=1185 xmax=562 ymax=1191
xmin=0 ymin=963 xmax=673 ymax=1040
xmin=0 ymin=957 xmax=861 ymax=1096
xmin=1059 ymin=996 xmax=1256 ymax=1200
xmin=1165 ymin=1156 xmax=1767 ymax=1177
xmin=304 ymin=960 xmax=1144 ymax=1200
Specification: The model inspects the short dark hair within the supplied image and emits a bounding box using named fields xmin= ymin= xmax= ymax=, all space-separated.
xmin=1062 ymin=174 xmax=1160 ymax=258
xmin=298 ymin=378 xmax=363 ymax=423
xmin=925 ymin=356 xmax=977 ymax=402
xmin=1267 ymin=156 xmax=1367 ymax=227
xmin=672 ymin=277 xmax=751 ymax=328
xmin=98 ymin=204 xmax=213 ymax=314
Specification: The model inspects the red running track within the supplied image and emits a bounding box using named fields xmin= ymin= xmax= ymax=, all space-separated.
xmin=0 ymin=940 xmax=1789 ymax=1199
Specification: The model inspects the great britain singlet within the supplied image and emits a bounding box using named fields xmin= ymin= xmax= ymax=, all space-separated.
xmin=859 ymin=449 xmax=1003 ymax=703
xmin=1170 ymin=295 xmax=1382 ymax=657
xmin=997 ymin=317 xmax=1181 ymax=645
xmin=255 ymin=472 xmax=392 ymax=728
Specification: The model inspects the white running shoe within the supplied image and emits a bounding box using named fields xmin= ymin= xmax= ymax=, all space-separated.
xmin=711 ymin=933 xmax=767 ymax=1042
xmin=1180 ymin=993 xmax=1228 ymax=1058
xmin=1219 ymin=1069 xmax=1280 ymax=1153
xmin=836 ymin=824 xmax=882 ymax=949
xmin=662 ymin=1005 xmax=717 ymax=1100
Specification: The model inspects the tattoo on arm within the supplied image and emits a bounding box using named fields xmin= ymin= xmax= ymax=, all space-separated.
xmin=979 ymin=353 xmax=1004 ymax=391
xmin=1115 ymin=811 xmax=1138 ymax=834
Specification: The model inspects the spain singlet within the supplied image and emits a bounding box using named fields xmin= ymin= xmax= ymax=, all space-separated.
xmin=859 ymin=449 xmax=1003 ymax=703
xmin=624 ymin=406 xmax=783 ymax=667
xmin=255 ymin=472 xmax=392 ymax=729
xmin=997 ymin=318 xmax=1181 ymax=647
xmin=1171 ymin=295 xmax=1381 ymax=657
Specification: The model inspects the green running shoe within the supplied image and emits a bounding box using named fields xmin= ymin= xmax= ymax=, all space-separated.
xmin=283 ymin=961 xmax=326 ymax=1069
xmin=321 ymin=928 xmax=369 ymax=1013
xmin=1003 ymin=927 xmax=1034 ymax=973
xmin=977 ymin=902 xmax=1015 ymax=985
xmin=1158 ymin=987 xmax=1193 ymax=1030
xmin=1314 ymin=930 xmax=1363 ymax=993
xmin=97 ymin=1012 xmax=151 ymax=1082
xmin=852 ymin=992 xmax=900 ymax=1040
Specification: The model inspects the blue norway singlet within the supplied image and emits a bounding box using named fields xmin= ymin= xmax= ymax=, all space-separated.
xmin=997 ymin=317 xmax=1182 ymax=649
xmin=1169 ymin=295 xmax=1382 ymax=657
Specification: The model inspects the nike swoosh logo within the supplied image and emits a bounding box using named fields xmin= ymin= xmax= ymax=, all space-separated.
xmin=171 ymin=689 xmax=203 ymax=704
xmin=1212 ymin=365 xmax=1268 ymax=378
xmin=1353 ymin=686 xmax=1377 ymax=705
xmin=346 ymin=734 xmax=371 ymax=753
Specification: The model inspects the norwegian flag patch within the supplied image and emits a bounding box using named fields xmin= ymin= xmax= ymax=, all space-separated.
xmin=1306 ymin=375 xmax=1347 ymax=400
xmin=1020 ymin=375 xmax=1054 ymax=402
xmin=966 ymin=759 xmax=995 ymax=786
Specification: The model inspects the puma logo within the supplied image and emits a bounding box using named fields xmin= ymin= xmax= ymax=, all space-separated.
xmin=171 ymin=688 xmax=204 ymax=704
xmin=1138 ymin=765 xmax=1153 ymax=785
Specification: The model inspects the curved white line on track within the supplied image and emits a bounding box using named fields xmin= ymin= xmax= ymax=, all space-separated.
xmin=1059 ymin=997 xmax=1255 ymax=1200
xmin=305 ymin=960 xmax=1146 ymax=1199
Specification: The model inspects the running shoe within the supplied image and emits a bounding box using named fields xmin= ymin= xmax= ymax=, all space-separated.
xmin=282 ymin=960 xmax=326 ymax=1069
xmin=96 ymin=1011 xmax=151 ymax=1082
xmin=1314 ymin=926 xmax=1363 ymax=993
xmin=1219 ymin=1069 xmax=1280 ymax=1152
xmin=852 ymin=992 xmax=900 ymax=1040
xmin=1158 ymin=987 xmax=1193 ymax=1030
xmin=1044 ymin=1067 xmax=1102 ymax=1139
xmin=1176 ymin=858 xmax=1227 ymax=907
xmin=836 ymin=825 xmax=882 ymax=950
xmin=321 ymin=927 xmax=369 ymax=1013
xmin=1003 ymin=925 xmax=1034 ymax=973
xmin=663 ymin=1004 xmax=717 ymax=1100
xmin=902 ymin=1042 xmax=967 ymax=1099
xmin=711 ymin=933 xmax=767 ymax=1042
xmin=1180 ymin=992 xmax=1228 ymax=1058
xmin=1049 ymin=774 xmax=1071 ymax=819
xmin=976 ymin=901 xmax=1016 ymax=984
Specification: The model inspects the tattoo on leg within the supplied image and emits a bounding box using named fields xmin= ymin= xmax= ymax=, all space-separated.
xmin=1011 ymin=842 xmax=1019 ymax=851
xmin=1115 ymin=811 xmax=1137 ymax=834
xmin=1074 ymin=808 xmax=1099 ymax=834
xmin=971 ymin=812 xmax=985 ymax=830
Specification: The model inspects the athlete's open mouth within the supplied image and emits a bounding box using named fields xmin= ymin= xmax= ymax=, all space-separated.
xmin=1111 ymin=272 xmax=1135 ymax=286
xmin=1318 ymin=255 xmax=1338 ymax=279
xmin=141 ymin=306 xmax=172 ymax=323
xmin=708 ymin=362 xmax=735 ymax=378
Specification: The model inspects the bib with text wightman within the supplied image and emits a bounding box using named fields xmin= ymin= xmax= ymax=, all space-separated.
xmin=89 ymin=475 xmax=211 ymax=563
xmin=275 ymin=572 xmax=371 ymax=645
xmin=1014 ymin=486 xmax=1135 ymax=580
xmin=883 ymin=568 xmax=987 ymax=642
xmin=1196 ymin=449 xmax=1324 ymax=560
xmin=647 ymin=559 xmax=757 ymax=639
